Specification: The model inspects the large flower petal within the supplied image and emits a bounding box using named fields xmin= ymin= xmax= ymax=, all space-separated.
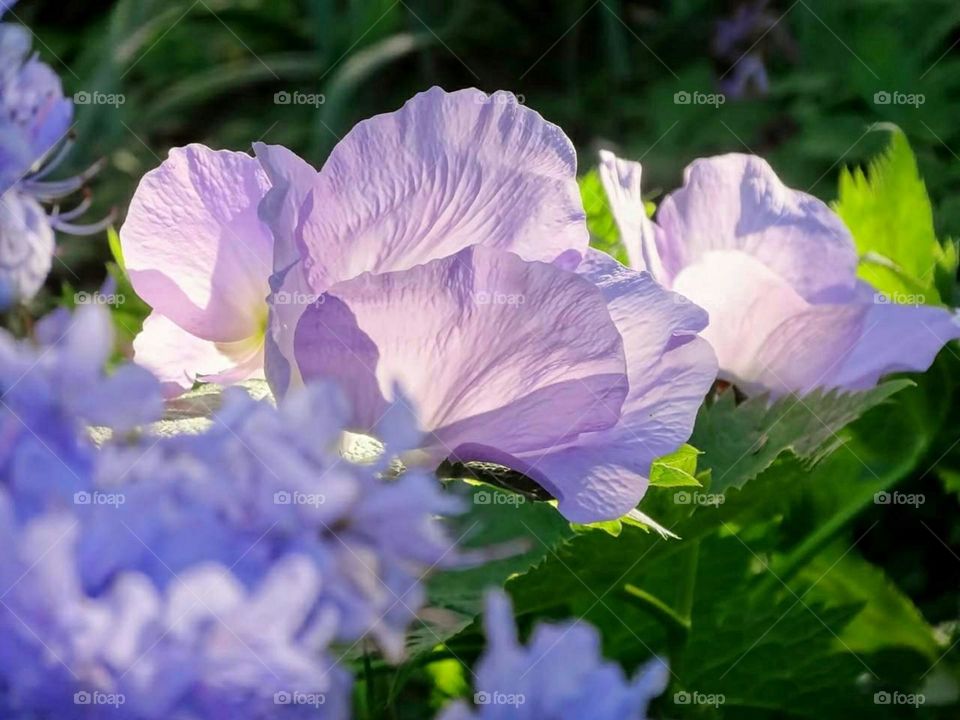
xmin=828 ymin=301 xmax=960 ymax=390
xmin=502 ymin=251 xmax=717 ymax=521
xmin=656 ymin=153 xmax=858 ymax=302
xmin=597 ymin=150 xmax=665 ymax=278
xmin=293 ymin=245 xmax=628 ymax=460
xmin=121 ymin=144 xmax=272 ymax=342
xmin=296 ymin=87 xmax=587 ymax=292
xmin=133 ymin=312 xmax=263 ymax=397
xmin=253 ymin=142 xmax=318 ymax=396
xmin=671 ymin=250 xmax=865 ymax=396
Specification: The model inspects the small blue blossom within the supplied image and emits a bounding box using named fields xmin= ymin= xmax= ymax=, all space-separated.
xmin=0 ymin=304 xmax=161 ymax=519
xmin=440 ymin=591 xmax=669 ymax=720
xmin=82 ymin=383 xmax=462 ymax=662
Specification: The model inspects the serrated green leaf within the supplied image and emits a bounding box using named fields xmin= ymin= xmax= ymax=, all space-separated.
xmin=691 ymin=381 xmax=912 ymax=494
xmin=834 ymin=127 xmax=956 ymax=304
xmin=579 ymin=169 xmax=627 ymax=263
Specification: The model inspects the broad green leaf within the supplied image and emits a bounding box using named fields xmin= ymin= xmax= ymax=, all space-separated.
xmin=691 ymin=381 xmax=912 ymax=494
xmin=649 ymin=444 xmax=703 ymax=488
xmin=834 ymin=127 xmax=956 ymax=304
xmin=795 ymin=543 xmax=940 ymax=661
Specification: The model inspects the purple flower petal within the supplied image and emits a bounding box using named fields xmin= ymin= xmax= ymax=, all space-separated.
xmin=656 ymin=153 xmax=858 ymax=302
xmin=122 ymin=144 xmax=272 ymax=343
xmin=294 ymin=87 xmax=587 ymax=294
xmin=293 ymin=245 xmax=628 ymax=463
xmin=0 ymin=191 xmax=53 ymax=303
xmin=507 ymin=251 xmax=717 ymax=521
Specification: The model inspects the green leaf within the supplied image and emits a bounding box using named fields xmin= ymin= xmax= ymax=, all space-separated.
xmin=834 ymin=126 xmax=956 ymax=304
xmin=691 ymin=381 xmax=912 ymax=494
xmin=794 ymin=543 xmax=940 ymax=661
xmin=649 ymin=444 xmax=703 ymax=488
xmin=579 ymin=169 xmax=626 ymax=263
xmin=107 ymin=226 xmax=126 ymax=272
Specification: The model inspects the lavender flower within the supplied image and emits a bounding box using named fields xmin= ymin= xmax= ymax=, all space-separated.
xmin=81 ymin=382 xmax=461 ymax=662
xmin=123 ymin=88 xmax=718 ymax=523
xmin=439 ymin=591 xmax=669 ymax=720
xmin=599 ymin=151 xmax=960 ymax=397
xmin=0 ymin=304 xmax=160 ymax=518
xmin=0 ymin=5 xmax=110 ymax=305
xmin=0 ymin=489 xmax=350 ymax=719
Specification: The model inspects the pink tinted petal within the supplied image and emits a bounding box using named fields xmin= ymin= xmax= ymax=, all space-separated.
xmin=297 ymin=87 xmax=587 ymax=291
xmin=253 ymin=143 xmax=318 ymax=395
xmin=657 ymin=154 xmax=858 ymax=302
xmin=597 ymin=150 xmax=665 ymax=278
xmin=133 ymin=312 xmax=263 ymax=397
xmin=121 ymin=144 xmax=272 ymax=342
xmin=509 ymin=251 xmax=717 ymax=521
xmin=829 ymin=302 xmax=960 ymax=390
xmin=294 ymin=246 xmax=628 ymax=459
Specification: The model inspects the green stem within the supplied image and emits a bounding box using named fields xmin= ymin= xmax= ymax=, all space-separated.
xmin=670 ymin=541 xmax=699 ymax=679
xmin=621 ymin=584 xmax=692 ymax=637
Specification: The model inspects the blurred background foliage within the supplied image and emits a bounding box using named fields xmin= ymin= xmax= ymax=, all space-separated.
xmin=12 ymin=1 xmax=960 ymax=716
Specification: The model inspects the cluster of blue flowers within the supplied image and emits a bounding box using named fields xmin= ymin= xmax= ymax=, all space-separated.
xmin=0 ymin=305 xmax=474 ymax=718
xmin=1 ymin=0 xmax=109 ymax=308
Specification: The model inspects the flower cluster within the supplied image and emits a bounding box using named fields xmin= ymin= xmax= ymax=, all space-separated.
xmin=439 ymin=591 xmax=669 ymax=720
xmin=0 ymin=0 xmax=109 ymax=307
xmin=121 ymin=87 xmax=718 ymax=523
xmin=0 ymin=305 xmax=460 ymax=718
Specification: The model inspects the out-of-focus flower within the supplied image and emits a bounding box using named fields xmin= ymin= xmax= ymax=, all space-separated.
xmin=439 ymin=590 xmax=669 ymax=720
xmin=81 ymin=382 xmax=460 ymax=661
xmin=0 ymin=490 xmax=350 ymax=719
xmin=0 ymin=5 xmax=111 ymax=304
xmin=125 ymin=87 xmax=717 ymax=523
xmin=599 ymin=151 xmax=960 ymax=397
xmin=0 ymin=304 xmax=161 ymax=517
